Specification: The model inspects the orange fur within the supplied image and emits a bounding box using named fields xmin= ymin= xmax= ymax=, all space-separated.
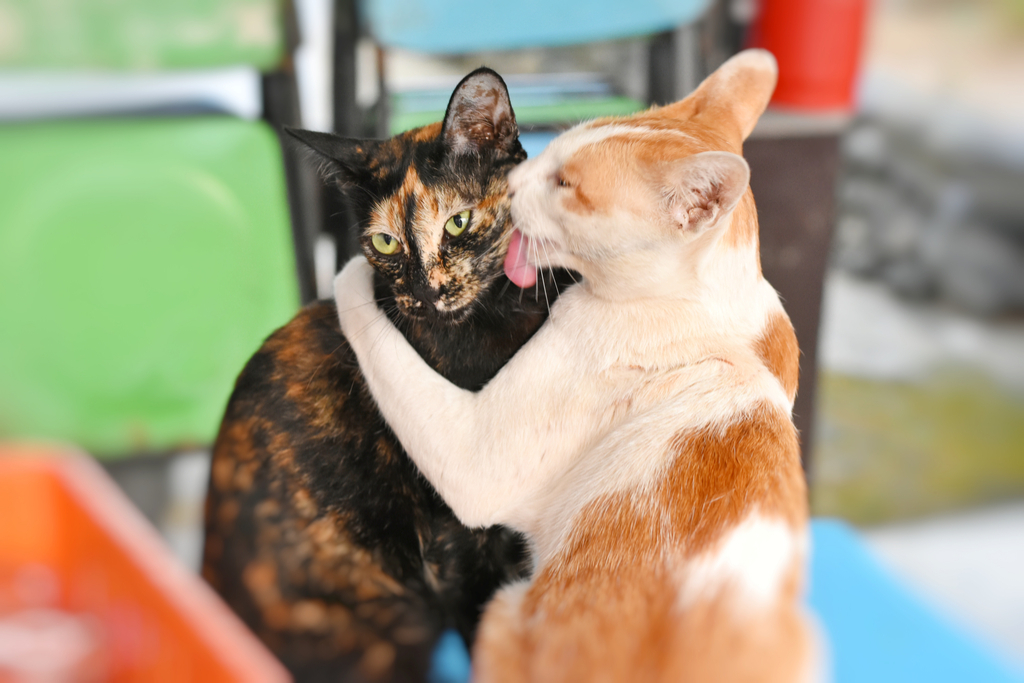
xmin=723 ymin=190 xmax=761 ymax=251
xmin=475 ymin=404 xmax=808 ymax=682
xmin=756 ymin=311 xmax=801 ymax=403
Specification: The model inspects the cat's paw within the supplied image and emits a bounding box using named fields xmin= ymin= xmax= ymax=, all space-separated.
xmin=335 ymin=256 xmax=379 ymax=336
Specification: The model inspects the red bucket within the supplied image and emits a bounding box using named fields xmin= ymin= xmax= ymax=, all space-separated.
xmin=748 ymin=0 xmax=870 ymax=111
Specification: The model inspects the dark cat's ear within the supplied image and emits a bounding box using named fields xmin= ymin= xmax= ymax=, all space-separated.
xmin=442 ymin=68 xmax=519 ymax=156
xmin=285 ymin=127 xmax=377 ymax=189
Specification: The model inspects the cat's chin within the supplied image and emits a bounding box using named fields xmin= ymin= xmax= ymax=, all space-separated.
xmin=398 ymin=302 xmax=476 ymax=326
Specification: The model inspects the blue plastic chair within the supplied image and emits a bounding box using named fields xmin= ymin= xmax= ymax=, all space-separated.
xmin=361 ymin=0 xmax=710 ymax=53
xmin=810 ymin=520 xmax=1022 ymax=682
xmin=351 ymin=0 xmax=713 ymax=138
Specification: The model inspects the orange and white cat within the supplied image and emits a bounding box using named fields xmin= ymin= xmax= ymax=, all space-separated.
xmin=336 ymin=50 xmax=813 ymax=682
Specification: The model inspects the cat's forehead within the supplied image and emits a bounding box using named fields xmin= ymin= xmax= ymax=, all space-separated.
xmin=368 ymin=164 xmax=465 ymax=234
xmin=363 ymin=123 xmax=444 ymax=190
xmin=370 ymin=124 xmax=507 ymax=202
xmin=366 ymin=166 xmax=507 ymax=248
xmin=515 ymin=118 xmax=709 ymax=219
xmin=359 ymin=121 xmax=519 ymax=258
xmin=543 ymin=120 xmax=704 ymax=172
xmin=548 ymin=123 xmax=649 ymax=159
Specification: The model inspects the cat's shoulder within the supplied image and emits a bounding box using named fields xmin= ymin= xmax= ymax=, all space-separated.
xmin=224 ymin=299 xmax=362 ymax=427
xmin=242 ymin=300 xmax=354 ymax=376
xmin=261 ymin=299 xmax=346 ymax=356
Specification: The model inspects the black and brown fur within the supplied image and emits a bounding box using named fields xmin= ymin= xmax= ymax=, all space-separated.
xmin=202 ymin=70 xmax=571 ymax=682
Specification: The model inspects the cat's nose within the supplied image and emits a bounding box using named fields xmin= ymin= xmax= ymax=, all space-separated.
xmin=412 ymin=281 xmax=440 ymax=306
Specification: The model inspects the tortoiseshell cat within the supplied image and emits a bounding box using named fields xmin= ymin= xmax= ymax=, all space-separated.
xmin=201 ymin=69 xmax=569 ymax=682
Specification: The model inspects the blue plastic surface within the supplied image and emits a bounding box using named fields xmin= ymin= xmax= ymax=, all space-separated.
xmin=520 ymin=131 xmax=558 ymax=160
xmin=428 ymin=520 xmax=1023 ymax=683
xmin=360 ymin=0 xmax=711 ymax=53
xmin=429 ymin=630 xmax=472 ymax=683
xmin=809 ymin=519 xmax=1022 ymax=683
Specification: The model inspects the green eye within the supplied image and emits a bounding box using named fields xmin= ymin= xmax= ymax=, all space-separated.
xmin=445 ymin=210 xmax=471 ymax=237
xmin=371 ymin=233 xmax=400 ymax=255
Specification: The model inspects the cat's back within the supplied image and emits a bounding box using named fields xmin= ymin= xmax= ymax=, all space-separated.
xmin=220 ymin=299 xmax=373 ymax=444
xmin=202 ymin=301 xmax=441 ymax=680
xmin=202 ymin=300 xmax=531 ymax=681
xmin=477 ymin=387 xmax=809 ymax=683
xmin=205 ymin=300 xmax=393 ymax=514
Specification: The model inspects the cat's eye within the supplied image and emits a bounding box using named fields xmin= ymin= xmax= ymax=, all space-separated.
xmin=445 ymin=210 xmax=471 ymax=237
xmin=371 ymin=233 xmax=400 ymax=255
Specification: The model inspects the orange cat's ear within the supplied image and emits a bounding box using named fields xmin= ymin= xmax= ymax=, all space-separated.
xmin=663 ymin=152 xmax=750 ymax=233
xmin=660 ymin=49 xmax=777 ymax=148
xmin=442 ymin=68 xmax=521 ymax=157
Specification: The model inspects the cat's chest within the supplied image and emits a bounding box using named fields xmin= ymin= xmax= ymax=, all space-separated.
xmin=393 ymin=302 xmax=547 ymax=391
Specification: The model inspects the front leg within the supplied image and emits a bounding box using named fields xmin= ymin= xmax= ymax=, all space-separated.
xmin=335 ymin=258 xmax=562 ymax=528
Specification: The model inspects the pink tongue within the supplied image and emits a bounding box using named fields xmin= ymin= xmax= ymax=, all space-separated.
xmin=504 ymin=229 xmax=538 ymax=289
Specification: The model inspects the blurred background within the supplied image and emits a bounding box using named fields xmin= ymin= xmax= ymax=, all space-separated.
xmin=0 ymin=0 xmax=1022 ymax=680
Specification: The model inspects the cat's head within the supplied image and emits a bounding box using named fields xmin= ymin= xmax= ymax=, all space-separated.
xmin=505 ymin=50 xmax=777 ymax=297
xmin=289 ymin=68 xmax=525 ymax=322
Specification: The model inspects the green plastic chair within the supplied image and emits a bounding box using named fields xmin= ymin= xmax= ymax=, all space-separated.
xmin=0 ymin=0 xmax=306 ymax=459
xmin=0 ymin=0 xmax=285 ymax=71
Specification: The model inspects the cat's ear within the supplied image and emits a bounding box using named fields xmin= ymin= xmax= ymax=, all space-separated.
xmin=659 ymin=50 xmax=777 ymax=148
xmin=285 ymin=127 xmax=377 ymax=189
xmin=663 ymin=152 xmax=750 ymax=233
xmin=442 ymin=68 xmax=520 ymax=156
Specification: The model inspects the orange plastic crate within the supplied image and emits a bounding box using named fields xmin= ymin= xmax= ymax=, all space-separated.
xmin=0 ymin=445 xmax=291 ymax=682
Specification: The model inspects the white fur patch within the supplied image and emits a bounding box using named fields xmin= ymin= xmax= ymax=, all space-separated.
xmin=531 ymin=361 xmax=792 ymax=561
xmin=515 ymin=121 xmax=691 ymax=184
xmin=680 ymin=514 xmax=798 ymax=608
xmin=551 ymin=123 xmax=660 ymax=158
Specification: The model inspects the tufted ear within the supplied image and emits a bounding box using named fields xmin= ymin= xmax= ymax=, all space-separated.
xmin=442 ymin=67 xmax=520 ymax=156
xmin=285 ymin=127 xmax=379 ymax=189
xmin=663 ymin=152 xmax=750 ymax=233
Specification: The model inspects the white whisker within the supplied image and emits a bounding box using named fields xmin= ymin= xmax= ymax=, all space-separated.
xmin=536 ymin=238 xmax=552 ymax=314
xmin=530 ymin=237 xmax=543 ymax=306
xmin=334 ymin=299 xmax=388 ymax=315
